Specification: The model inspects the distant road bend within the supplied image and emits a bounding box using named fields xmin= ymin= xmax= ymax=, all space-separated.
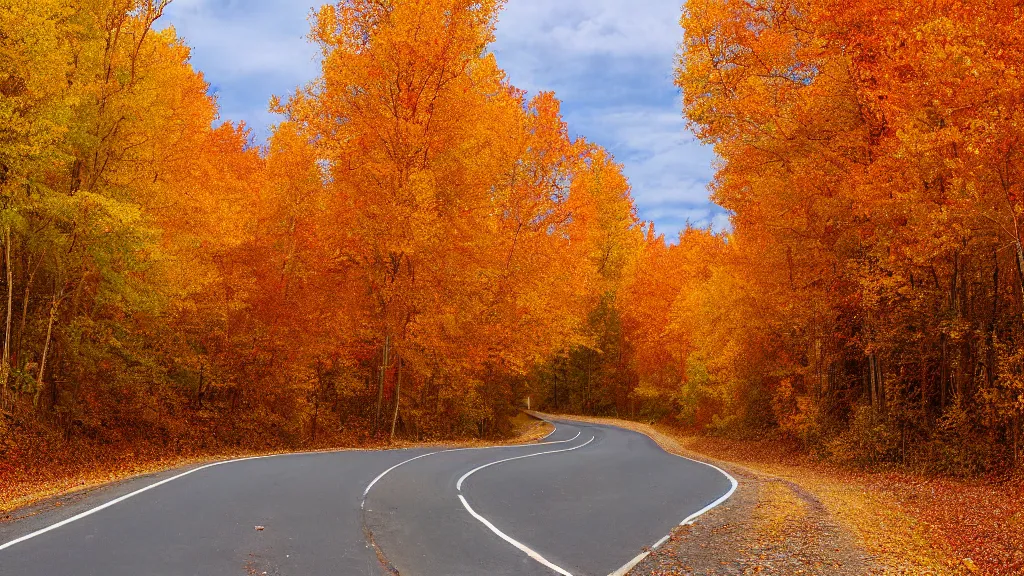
xmin=0 ymin=417 xmax=737 ymax=576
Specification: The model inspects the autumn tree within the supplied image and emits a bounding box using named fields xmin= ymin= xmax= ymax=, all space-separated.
xmin=668 ymin=0 xmax=1024 ymax=472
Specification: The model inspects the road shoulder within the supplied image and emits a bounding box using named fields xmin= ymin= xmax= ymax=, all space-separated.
xmin=1 ymin=413 xmax=554 ymax=520
xmin=538 ymin=414 xmax=882 ymax=575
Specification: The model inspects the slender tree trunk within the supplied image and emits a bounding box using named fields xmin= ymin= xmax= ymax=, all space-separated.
xmin=390 ymin=357 xmax=402 ymax=442
xmin=876 ymin=354 xmax=886 ymax=414
xmin=196 ymin=363 xmax=205 ymax=408
xmin=49 ymin=339 xmax=60 ymax=411
xmin=940 ymin=336 xmax=948 ymax=410
xmin=989 ymin=254 xmax=999 ymax=390
xmin=33 ymin=293 xmax=60 ymax=409
xmin=1014 ymin=240 xmax=1024 ymax=304
xmin=1011 ymin=414 xmax=1018 ymax=468
xmin=1011 ymin=413 xmax=1020 ymax=469
xmin=919 ymin=341 xmax=929 ymax=421
xmin=1 ymin=226 xmax=12 ymax=407
xmin=311 ymin=361 xmax=324 ymax=442
xmin=869 ymin=354 xmax=878 ymax=413
xmin=553 ymin=365 xmax=559 ymax=410
xmin=311 ymin=393 xmax=319 ymax=443
xmin=15 ymin=250 xmax=42 ymax=370
xmin=585 ymin=352 xmax=592 ymax=414
xmin=374 ymin=334 xmax=389 ymax=436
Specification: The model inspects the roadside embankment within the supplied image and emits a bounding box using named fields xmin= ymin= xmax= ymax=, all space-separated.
xmin=0 ymin=413 xmax=553 ymax=517
xmin=540 ymin=413 xmax=1020 ymax=576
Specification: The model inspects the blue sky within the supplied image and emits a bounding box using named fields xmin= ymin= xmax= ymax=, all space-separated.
xmin=160 ymin=0 xmax=726 ymax=238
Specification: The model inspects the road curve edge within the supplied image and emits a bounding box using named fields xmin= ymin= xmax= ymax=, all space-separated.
xmin=528 ymin=413 xmax=739 ymax=576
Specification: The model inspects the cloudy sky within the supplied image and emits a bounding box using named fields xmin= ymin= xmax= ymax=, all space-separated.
xmin=160 ymin=0 xmax=725 ymax=238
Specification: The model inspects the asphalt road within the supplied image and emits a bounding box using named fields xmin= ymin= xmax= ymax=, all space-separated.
xmin=0 ymin=417 xmax=735 ymax=576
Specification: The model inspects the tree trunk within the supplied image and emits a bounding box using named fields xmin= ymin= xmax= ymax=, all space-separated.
xmin=374 ymin=335 xmax=389 ymax=436
xmin=390 ymin=357 xmax=402 ymax=442
xmin=876 ymin=354 xmax=886 ymax=414
xmin=584 ymin=351 xmax=592 ymax=414
xmin=1014 ymin=240 xmax=1024 ymax=304
xmin=15 ymin=250 xmax=42 ymax=370
xmin=33 ymin=293 xmax=60 ymax=409
xmin=553 ymin=368 xmax=559 ymax=410
xmin=869 ymin=353 xmax=878 ymax=413
xmin=940 ymin=335 xmax=948 ymax=410
xmin=1 ymin=226 xmax=12 ymax=407
xmin=49 ymin=339 xmax=61 ymax=411
xmin=989 ymin=254 xmax=999 ymax=390
xmin=1014 ymin=413 xmax=1020 ymax=468
xmin=196 ymin=363 xmax=205 ymax=408
xmin=311 ymin=392 xmax=319 ymax=443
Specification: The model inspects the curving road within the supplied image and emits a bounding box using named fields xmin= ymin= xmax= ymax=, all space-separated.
xmin=0 ymin=417 xmax=735 ymax=576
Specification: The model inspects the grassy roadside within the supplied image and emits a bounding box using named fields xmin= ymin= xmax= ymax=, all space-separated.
xmin=542 ymin=413 xmax=1020 ymax=576
xmin=0 ymin=413 xmax=554 ymax=516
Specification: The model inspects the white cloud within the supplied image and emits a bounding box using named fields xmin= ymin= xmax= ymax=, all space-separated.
xmin=580 ymin=106 xmax=715 ymax=204
xmin=494 ymin=0 xmax=682 ymax=58
xmin=492 ymin=0 xmax=726 ymax=236
xmin=159 ymin=0 xmax=727 ymax=235
xmin=160 ymin=0 xmax=321 ymax=138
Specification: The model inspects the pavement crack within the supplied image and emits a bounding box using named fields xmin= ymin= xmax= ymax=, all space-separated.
xmin=361 ymin=505 xmax=400 ymax=575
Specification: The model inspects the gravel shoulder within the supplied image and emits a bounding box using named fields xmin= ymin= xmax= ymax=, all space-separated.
xmin=537 ymin=413 xmax=894 ymax=576
xmin=629 ymin=466 xmax=876 ymax=576
xmin=549 ymin=411 xmax=1024 ymax=575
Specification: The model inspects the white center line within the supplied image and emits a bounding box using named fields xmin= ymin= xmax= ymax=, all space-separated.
xmin=605 ymin=431 xmax=739 ymax=576
xmin=455 ymin=434 xmax=596 ymax=576
xmin=459 ymin=495 xmax=574 ymax=576
xmin=456 ymin=435 xmax=594 ymax=491
xmin=361 ymin=430 xmax=582 ymax=508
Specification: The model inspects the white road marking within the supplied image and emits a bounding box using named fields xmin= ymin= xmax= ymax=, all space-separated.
xmin=607 ymin=534 xmax=670 ymax=576
xmin=362 ymin=452 xmax=440 ymax=507
xmin=5 ymin=413 xmax=738 ymax=576
xmin=454 ymin=434 xmax=595 ymax=575
xmin=361 ymin=429 xmax=582 ymax=508
xmin=608 ymin=551 xmax=649 ymax=576
xmin=679 ymin=464 xmax=738 ymax=526
xmin=604 ymin=428 xmax=739 ymax=576
xmin=2 ymin=423 xmax=583 ymax=552
xmin=456 ymin=435 xmax=594 ymax=491
xmin=459 ymin=495 xmax=573 ymax=576
xmin=0 ymin=452 xmax=293 ymax=552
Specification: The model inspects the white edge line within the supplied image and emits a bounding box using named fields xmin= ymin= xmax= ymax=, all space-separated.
xmin=456 ymin=433 xmax=588 ymax=491
xmin=361 ymin=429 xmax=581 ymax=508
xmin=3 ymin=424 xmax=584 ymax=551
xmin=459 ymin=495 xmax=573 ymax=576
xmin=679 ymin=465 xmax=738 ymax=526
xmin=0 ymin=453 xmax=281 ymax=552
xmin=607 ymin=534 xmax=672 ymax=576
xmin=608 ymin=551 xmax=649 ymax=576
xmin=602 ymin=423 xmax=740 ymax=576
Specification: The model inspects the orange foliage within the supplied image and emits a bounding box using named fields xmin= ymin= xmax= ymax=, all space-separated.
xmin=0 ymin=0 xmax=643 ymax=484
xmin=3 ymin=0 xmax=1019 ymax=519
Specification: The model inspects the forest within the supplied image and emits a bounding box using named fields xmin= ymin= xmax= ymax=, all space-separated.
xmin=1 ymin=0 xmax=1021 ymax=481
